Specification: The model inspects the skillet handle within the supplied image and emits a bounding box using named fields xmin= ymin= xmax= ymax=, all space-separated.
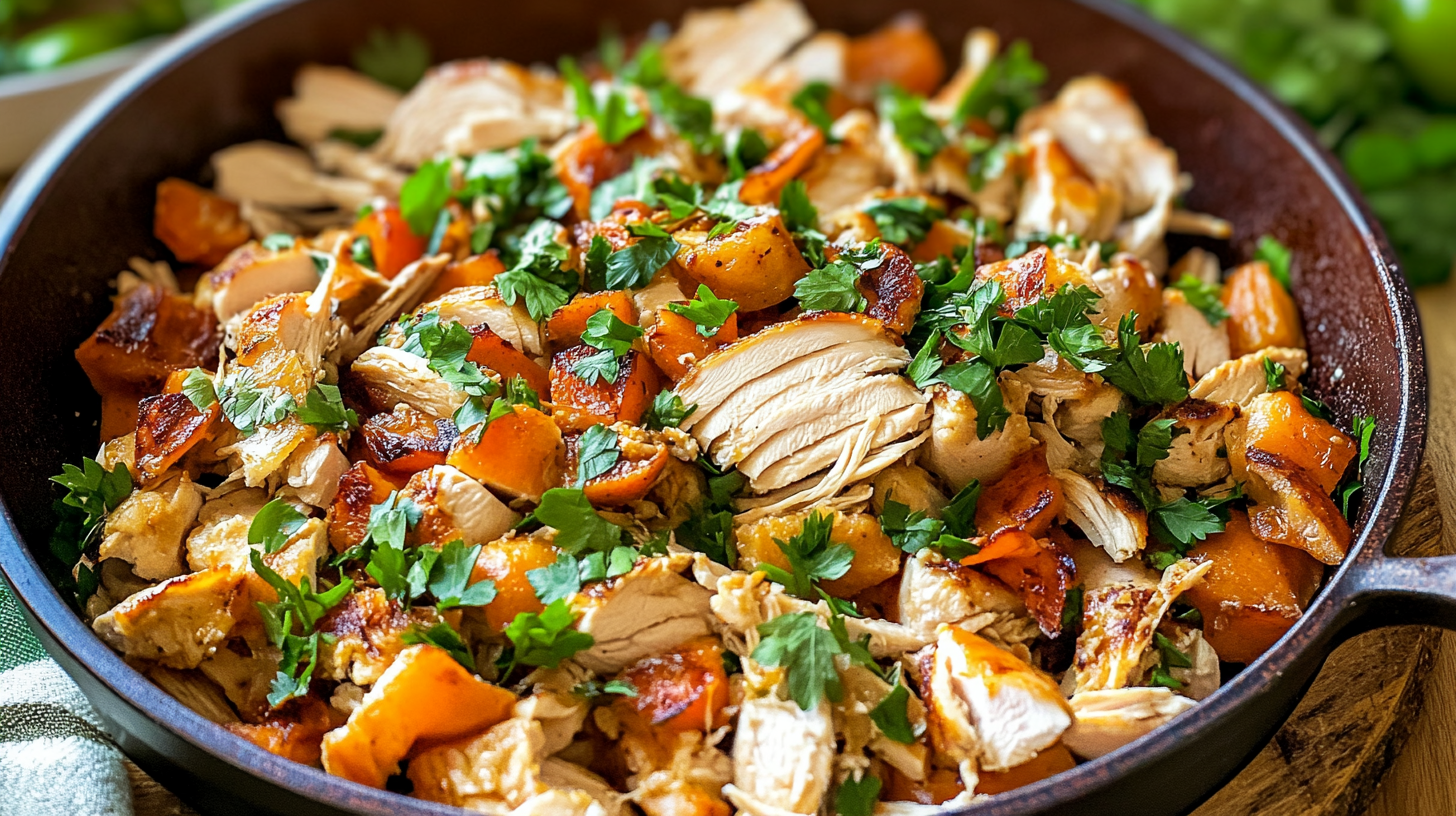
xmin=1343 ymin=551 xmax=1456 ymax=631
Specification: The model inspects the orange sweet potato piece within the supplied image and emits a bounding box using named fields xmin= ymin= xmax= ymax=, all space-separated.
xmin=1240 ymin=390 xmax=1356 ymax=494
xmin=859 ymin=240 xmax=924 ymax=335
xmin=320 ymin=645 xmax=517 ymax=788
xmin=1221 ymin=261 xmax=1304 ymax=356
xmin=963 ymin=529 xmax=1076 ymax=637
xmin=225 ymin=696 xmax=339 ymax=766
xmin=736 ymin=510 xmax=902 ymax=598
xmin=976 ymin=743 xmax=1077 ymax=795
xmin=546 ymin=291 xmax=639 ymax=352
xmin=557 ymin=129 xmax=641 ymax=221
xmin=887 ymin=767 xmax=965 ymax=805
xmin=645 ymin=307 xmax=740 ymax=383
xmin=422 ymin=251 xmax=506 ymax=302
xmin=471 ymin=535 xmax=561 ymax=631
xmin=975 ymin=448 xmax=1065 ymax=538
xmin=677 ymin=213 xmax=811 ymax=312
xmin=358 ymin=405 xmax=459 ymax=479
xmin=154 ymin=178 xmax=250 ymax=267
xmin=566 ymin=431 xmax=670 ymax=506
xmin=975 ymin=246 xmax=1096 ymax=318
xmin=447 ymin=404 xmax=564 ymax=502
xmin=328 ymin=462 xmax=400 ymax=553
xmin=354 ymin=202 xmax=427 ymax=279
xmin=550 ymin=347 xmax=662 ymax=427
xmin=1183 ymin=510 xmax=1324 ymax=664
xmin=466 ymin=325 xmax=550 ymax=396
xmin=740 ymin=125 xmax=825 ymax=206
xmin=615 ymin=637 xmax=730 ymax=732
xmin=75 ymin=283 xmax=223 ymax=440
xmin=134 ymin=392 xmax=218 ymax=482
xmin=846 ymin=15 xmax=947 ymax=97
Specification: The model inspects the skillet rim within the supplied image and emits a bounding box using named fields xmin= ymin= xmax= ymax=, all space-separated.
xmin=0 ymin=0 xmax=1428 ymax=813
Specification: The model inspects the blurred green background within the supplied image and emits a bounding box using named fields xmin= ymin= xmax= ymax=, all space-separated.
xmin=3 ymin=0 xmax=1453 ymax=283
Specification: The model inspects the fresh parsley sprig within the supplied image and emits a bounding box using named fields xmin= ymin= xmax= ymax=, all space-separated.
xmin=952 ymin=40 xmax=1047 ymax=132
xmin=573 ymin=310 xmax=646 ymax=385
xmin=668 ymin=284 xmax=738 ymax=337
xmin=877 ymin=85 xmax=947 ymax=169
xmin=560 ymin=56 xmax=646 ymax=145
xmin=248 ymin=499 xmax=309 ymax=555
xmin=779 ymin=180 xmax=828 ymax=267
xmin=790 ymin=81 xmax=838 ymax=141
xmin=755 ymin=512 xmax=853 ymax=601
xmin=1341 ymin=415 xmax=1376 ymax=517
xmin=862 ymin=197 xmax=944 ymax=247
xmin=644 ymin=390 xmax=696 ymax=430
xmin=250 ymin=550 xmax=353 ymax=707
xmin=1170 ymin=274 xmax=1230 ymax=325
xmin=500 ymin=599 xmax=595 ymax=676
xmin=494 ymin=219 xmax=579 ymax=321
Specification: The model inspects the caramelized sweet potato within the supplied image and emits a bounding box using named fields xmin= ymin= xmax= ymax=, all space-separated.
xmin=358 ymin=405 xmax=459 ymax=478
xmin=447 ymin=404 xmax=564 ymax=502
xmin=976 ymin=448 xmax=1065 ymax=538
xmin=546 ymin=291 xmax=638 ymax=352
xmin=320 ymin=644 xmax=517 ymax=788
xmin=975 ymin=246 xmax=1095 ymax=318
xmin=1221 ymin=261 xmax=1304 ymax=356
xmin=737 ymin=509 xmax=901 ymax=597
xmin=225 ymin=695 xmax=339 ymax=766
xmin=887 ymin=767 xmax=965 ymax=805
xmin=677 ymin=213 xmax=811 ymax=312
xmin=465 ymin=325 xmax=551 ymax=396
xmin=976 ymin=743 xmax=1077 ymax=795
xmin=1182 ymin=510 xmax=1324 ymax=664
xmin=963 ymin=529 xmax=1076 ymax=637
xmin=1239 ymin=390 xmax=1356 ymax=494
xmin=550 ymin=347 xmax=662 ymax=427
xmin=354 ymin=202 xmax=427 ymax=279
xmin=76 ymin=283 xmax=223 ymax=439
xmin=328 ymin=462 xmax=400 ymax=552
xmin=557 ymin=128 xmax=642 ymax=220
xmin=471 ymin=535 xmax=561 ymax=631
xmin=615 ymin=637 xmax=729 ymax=732
xmin=566 ymin=430 xmax=670 ymax=506
xmin=740 ymin=125 xmax=825 ymax=206
xmin=154 ymin=178 xmax=250 ymax=267
xmin=645 ymin=307 xmax=740 ymax=382
xmin=422 ymin=251 xmax=506 ymax=302
xmin=846 ymin=15 xmax=947 ymax=97
xmin=134 ymin=392 xmax=219 ymax=482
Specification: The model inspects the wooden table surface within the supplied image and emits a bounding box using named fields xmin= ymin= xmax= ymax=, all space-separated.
xmin=126 ymin=278 xmax=1456 ymax=813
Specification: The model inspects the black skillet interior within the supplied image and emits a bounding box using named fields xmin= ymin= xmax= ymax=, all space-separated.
xmin=0 ymin=0 xmax=1426 ymax=815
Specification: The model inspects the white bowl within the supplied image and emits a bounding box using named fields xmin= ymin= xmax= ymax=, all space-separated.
xmin=0 ymin=39 xmax=159 ymax=174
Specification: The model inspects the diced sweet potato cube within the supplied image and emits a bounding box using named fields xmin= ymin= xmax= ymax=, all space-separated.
xmin=154 ymin=178 xmax=251 ymax=267
xmin=976 ymin=742 xmax=1076 ymax=795
xmin=1221 ymin=261 xmax=1304 ymax=356
xmin=320 ymin=645 xmax=517 ymax=788
xmin=135 ymin=392 xmax=218 ymax=482
xmin=645 ymin=308 xmax=739 ymax=383
xmin=423 ymin=251 xmax=506 ymax=302
xmin=962 ymin=529 xmax=1076 ymax=637
xmin=75 ymin=283 xmax=223 ymax=440
xmin=550 ymin=347 xmax=662 ymax=427
xmin=740 ymin=125 xmax=825 ymax=206
xmin=1240 ymin=390 xmax=1356 ymax=494
xmin=566 ymin=431 xmax=669 ymax=506
xmin=354 ymin=203 xmax=426 ymax=279
xmin=975 ymin=246 xmax=1097 ymax=318
xmin=546 ymin=291 xmax=638 ymax=352
xmin=677 ymin=214 xmax=811 ymax=312
xmin=225 ymin=696 xmax=339 ymax=766
xmin=846 ymin=16 xmax=947 ymax=97
xmin=1182 ymin=510 xmax=1324 ymax=664
xmin=615 ymin=637 xmax=729 ymax=732
xmin=976 ymin=448 xmax=1065 ymax=538
xmin=736 ymin=509 xmax=902 ymax=598
xmin=887 ymin=767 xmax=965 ymax=805
xmin=471 ymin=535 xmax=561 ymax=631
xmin=328 ymin=462 xmax=400 ymax=553
xmin=466 ymin=325 xmax=550 ymax=396
xmin=447 ymin=404 xmax=564 ymax=502
xmin=358 ymin=405 xmax=459 ymax=479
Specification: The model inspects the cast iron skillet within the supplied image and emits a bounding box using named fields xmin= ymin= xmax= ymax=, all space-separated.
xmin=0 ymin=0 xmax=1444 ymax=813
